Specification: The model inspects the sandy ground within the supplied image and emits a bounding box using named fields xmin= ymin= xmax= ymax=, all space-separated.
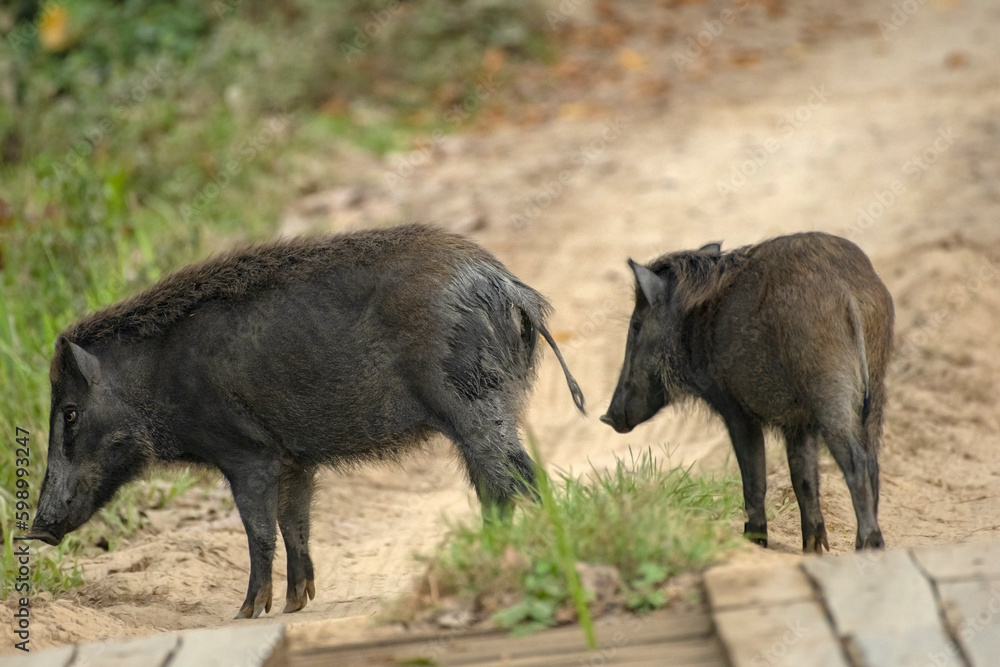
xmin=5 ymin=0 xmax=1000 ymax=653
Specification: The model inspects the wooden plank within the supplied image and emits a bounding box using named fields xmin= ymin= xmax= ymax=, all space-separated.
xmin=704 ymin=564 xmax=816 ymax=610
xmin=937 ymin=579 xmax=1000 ymax=667
xmin=289 ymin=626 xmax=506 ymax=658
xmin=170 ymin=623 xmax=287 ymax=667
xmin=441 ymin=611 xmax=713 ymax=664
xmin=291 ymin=636 xmax=726 ymax=667
xmin=912 ymin=541 xmax=1000 ymax=582
xmin=73 ymin=634 xmax=177 ymax=667
xmin=441 ymin=624 xmax=714 ymax=666
xmin=0 ymin=646 xmax=75 ymax=667
xmin=288 ymin=608 xmax=719 ymax=667
xmin=289 ymin=608 xmax=713 ymax=665
xmin=714 ymin=601 xmax=848 ymax=667
xmin=454 ymin=639 xmax=726 ymax=666
xmin=802 ymin=549 xmax=962 ymax=666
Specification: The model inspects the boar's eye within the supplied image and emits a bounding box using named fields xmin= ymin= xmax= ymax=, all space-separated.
xmin=64 ymin=409 xmax=78 ymax=425
xmin=630 ymin=319 xmax=641 ymax=335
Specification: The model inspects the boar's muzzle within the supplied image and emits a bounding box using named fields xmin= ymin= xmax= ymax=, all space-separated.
xmin=599 ymin=412 xmax=633 ymax=434
xmin=29 ymin=480 xmax=84 ymax=547
xmin=24 ymin=526 xmax=65 ymax=546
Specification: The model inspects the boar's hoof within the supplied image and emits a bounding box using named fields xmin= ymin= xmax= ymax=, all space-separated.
xmin=856 ymin=530 xmax=885 ymax=551
xmin=235 ymin=583 xmax=273 ymax=620
xmin=283 ymin=578 xmax=316 ymax=614
xmin=743 ymin=522 xmax=768 ymax=548
xmin=802 ymin=533 xmax=830 ymax=554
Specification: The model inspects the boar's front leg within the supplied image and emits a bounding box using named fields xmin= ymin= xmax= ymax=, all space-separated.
xmin=718 ymin=403 xmax=768 ymax=547
xmin=278 ymin=464 xmax=316 ymax=613
xmin=225 ymin=460 xmax=280 ymax=619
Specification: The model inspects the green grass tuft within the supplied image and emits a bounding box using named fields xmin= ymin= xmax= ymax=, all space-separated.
xmin=411 ymin=449 xmax=746 ymax=635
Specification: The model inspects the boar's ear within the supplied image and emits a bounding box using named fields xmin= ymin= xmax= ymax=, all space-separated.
xmin=54 ymin=337 xmax=101 ymax=387
xmin=699 ymin=242 xmax=722 ymax=256
xmin=629 ymin=260 xmax=668 ymax=305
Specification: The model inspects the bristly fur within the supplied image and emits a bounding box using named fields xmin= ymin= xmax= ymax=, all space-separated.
xmin=608 ymin=231 xmax=893 ymax=551
xmin=66 ymin=224 xmax=500 ymax=346
xmin=648 ymin=246 xmax=749 ymax=312
xmin=38 ymin=223 xmax=587 ymax=620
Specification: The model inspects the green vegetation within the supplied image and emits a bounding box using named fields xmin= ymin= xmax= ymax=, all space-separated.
xmin=1 ymin=2 xmax=749 ymax=617
xmin=0 ymin=0 xmax=552 ymax=597
xmin=410 ymin=450 xmax=746 ymax=634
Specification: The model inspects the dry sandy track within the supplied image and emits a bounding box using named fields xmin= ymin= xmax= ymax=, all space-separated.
xmin=5 ymin=0 xmax=1000 ymax=652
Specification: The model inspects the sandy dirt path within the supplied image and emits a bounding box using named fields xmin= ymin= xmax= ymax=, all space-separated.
xmin=5 ymin=0 xmax=1000 ymax=652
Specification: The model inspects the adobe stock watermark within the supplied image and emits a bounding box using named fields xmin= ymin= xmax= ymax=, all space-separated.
xmin=214 ymin=0 xmax=242 ymax=18
xmin=673 ymin=0 xmax=754 ymax=72
xmin=6 ymin=1 xmax=63 ymax=54
xmin=49 ymin=60 xmax=171 ymax=184
xmin=566 ymin=289 xmax=629 ymax=356
xmin=563 ymin=231 xmax=705 ymax=356
xmin=846 ymin=127 xmax=958 ymax=240
xmin=750 ymin=620 xmax=810 ymax=667
xmin=577 ymin=613 xmax=650 ymax=666
xmin=545 ymin=0 xmax=585 ymax=30
xmin=339 ymin=0 xmax=404 ymax=63
xmin=383 ymin=73 xmax=500 ymax=190
xmin=716 ymin=85 xmax=832 ymax=199
xmin=509 ymin=113 xmax=630 ymax=229
xmin=879 ymin=0 xmax=930 ymax=40
xmin=890 ymin=254 xmax=998 ymax=381
xmin=930 ymin=583 xmax=1000 ymax=666
xmin=180 ymin=112 xmax=293 ymax=222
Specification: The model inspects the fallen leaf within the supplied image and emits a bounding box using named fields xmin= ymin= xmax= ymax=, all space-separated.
xmin=40 ymin=5 xmax=72 ymax=52
xmin=482 ymin=48 xmax=506 ymax=74
xmin=617 ymin=48 xmax=646 ymax=71
xmin=944 ymin=51 xmax=968 ymax=68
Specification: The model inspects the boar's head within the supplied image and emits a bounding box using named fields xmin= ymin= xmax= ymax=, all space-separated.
xmin=602 ymin=244 xmax=723 ymax=433
xmin=600 ymin=260 xmax=675 ymax=433
xmin=29 ymin=337 xmax=152 ymax=546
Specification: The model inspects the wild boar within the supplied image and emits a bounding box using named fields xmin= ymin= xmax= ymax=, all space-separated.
xmin=29 ymin=224 xmax=585 ymax=619
xmin=601 ymin=233 xmax=893 ymax=552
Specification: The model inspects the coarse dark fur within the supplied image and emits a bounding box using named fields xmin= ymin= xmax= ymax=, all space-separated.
xmin=31 ymin=224 xmax=585 ymax=620
xmin=602 ymin=233 xmax=893 ymax=552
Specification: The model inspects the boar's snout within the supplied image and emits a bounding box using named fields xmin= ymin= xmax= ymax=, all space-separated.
xmin=601 ymin=390 xmax=637 ymax=434
xmin=29 ymin=501 xmax=71 ymax=546
xmin=602 ymin=376 xmax=667 ymax=434
xmin=599 ymin=411 xmax=632 ymax=434
xmin=25 ymin=526 xmax=64 ymax=546
xmin=28 ymin=495 xmax=70 ymax=545
xmin=30 ymin=468 xmax=88 ymax=546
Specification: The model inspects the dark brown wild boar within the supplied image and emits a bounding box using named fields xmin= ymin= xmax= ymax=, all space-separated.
xmin=29 ymin=224 xmax=585 ymax=619
xmin=601 ymin=233 xmax=893 ymax=552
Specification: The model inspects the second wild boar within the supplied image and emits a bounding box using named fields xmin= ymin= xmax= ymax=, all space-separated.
xmin=601 ymin=232 xmax=893 ymax=552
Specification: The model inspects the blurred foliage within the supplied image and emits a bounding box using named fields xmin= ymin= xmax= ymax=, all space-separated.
xmin=0 ymin=0 xmax=552 ymax=597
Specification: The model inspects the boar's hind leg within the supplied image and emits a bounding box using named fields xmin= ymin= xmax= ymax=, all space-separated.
xmin=226 ymin=461 xmax=280 ymax=619
xmin=447 ymin=414 xmax=536 ymax=523
xmin=719 ymin=405 xmax=768 ymax=547
xmin=783 ymin=427 xmax=829 ymax=554
xmin=820 ymin=425 xmax=884 ymax=550
xmin=278 ymin=464 xmax=316 ymax=613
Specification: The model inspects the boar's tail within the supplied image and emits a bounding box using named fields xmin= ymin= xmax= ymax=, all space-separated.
xmin=504 ymin=277 xmax=586 ymax=415
xmin=536 ymin=324 xmax=586 ymax=415
xmin=848 ymin=294 xmax=872 ymax=425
